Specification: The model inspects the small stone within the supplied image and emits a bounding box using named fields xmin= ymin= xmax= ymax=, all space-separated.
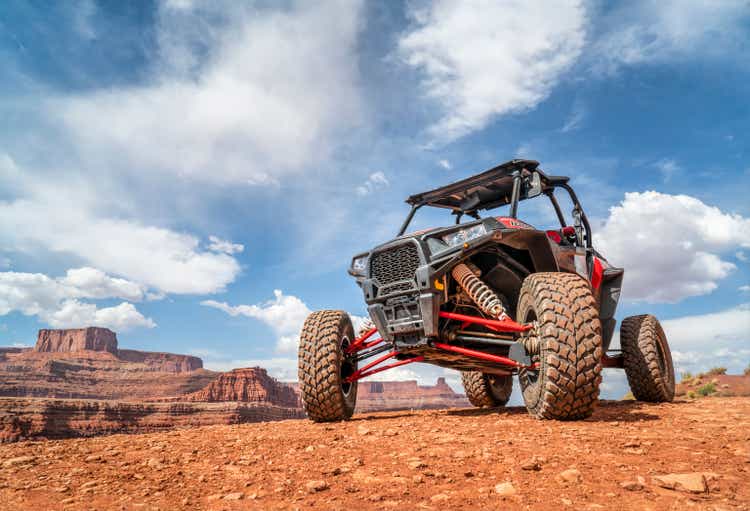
xmin=79 ymin=481 xmax=98 ymax=490
xmin=412 ymin=475 xmax=424 ymax=484
xmin=431 ymin=493 xmax=449 ymax=502
xmin=84 ymin=455 xmax=101 ymax=463
xmin=207 ymin=494 xmax=222 ymax=501
xmin=494 ymin=482 xmax=516 ymax=497
xmin=61 ymin=498 xmax=75 ymax=505
xmin=557 ymin=468 xmax=582 ymax=484
xmin=382 ymin=428 xmax=398 ymax=437
xmin=304 ymin=445 xmax=315 ymax=452
xmin=223 ymin=492 xmax=243 ymax=500
xmin=357 ymin=425 xmax=371 ymax=436
xmin=561 ymin=498 xmax=572 ymax=506
xmin=2 ymin=456 xmax=35 ymax=468
xmin=464 ymin=470 xmax=475 ymax=478
xmin=652 ymin=473 xmax=708 ymax=493
xmin=368 ymin=494 xmax=384 ymax=502
xmin=620 ymin=481 xmax=643 ymax=491
xmin=521 ymin=458 xmax=542 ymax=471
xmin=305 ymin=480 xmax=328 ymax=493
xmin=408 ymin=460 xmax=427 ymax=469
xmin=181 ymin=498 xmax=190 ymax=506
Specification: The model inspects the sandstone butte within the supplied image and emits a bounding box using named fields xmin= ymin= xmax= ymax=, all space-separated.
xmin=0 ymin=327 xmax=469 ymax=442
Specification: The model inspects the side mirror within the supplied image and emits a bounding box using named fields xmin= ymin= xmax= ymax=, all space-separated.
xmin=525 ymin=172 xmax=543 ymax=199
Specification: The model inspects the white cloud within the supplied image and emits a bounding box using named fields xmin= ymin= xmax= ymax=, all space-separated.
xmin=560 ymin=103 xmax=586 ymax=133
xmin=438 ymin=159 xmax=451 ymax=170
xmin=0 ymin=269 xmax=154 ymax=331
xmin=44 ymin=301 xmax=155 ymax=331
xmin=355 ymin=171 xmax=390 ymax=196
xmin=207 ymin=236 xmax=244 ymax=255
xmin=654 ymin=158 xmax=681 ymax=183
xmin=737 ymin=251 xmax=748 ymax=262
xmin=597 ymin=191 xmax=750 ymax=302
xmin=740 ymin=285 xmax=750 ymax=293
xmin=52 ymin=1 xmax=364 ymax=185
xmin=0 ymin=163 xmax=241 ymax=295
xmin=593 ymin=0 xmax=750 ymax=73
xmin=202 ymin=289 xmax=312 ymax=353
xmin=658 ymin=304 xmax=750 ymax=376
xmin=398 ymin=0 xmax=586 ymax=143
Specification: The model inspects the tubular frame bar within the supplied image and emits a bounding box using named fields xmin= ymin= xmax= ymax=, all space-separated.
xmin=439 ymin=311 xmax=532 ymax=333
xmin=343 ymin=354 xmax=424 ymax=383
xmin=432 ymin=342 xmax=536 ymax=369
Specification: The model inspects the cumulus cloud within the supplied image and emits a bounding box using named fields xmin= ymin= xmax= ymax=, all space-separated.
xmin=202 ymin=290 xmax=312 ymax=353
xmin=207 ymin=236 xmax=244 ymax=255
xmin=597 ymin=191 xmax=750 ymax=302
xmin=655 ymin=304 xmax=750 ymax=376
xmin=398 ymin=0 xmax=586 ymax=143
xmin=438 ymin=159 xmax=451 ymax=170
xmin=355 ymin=171 xmax=390 ymax=196
xmin=593 ymin=0 xmax=750 ymax=73
xmin=52 ymin=1 xmax=364 ymax=185
xmin=0 ymin=160 xmax=241 ymax=295
xmin=0 ymin=269 xmax=154 ymax=331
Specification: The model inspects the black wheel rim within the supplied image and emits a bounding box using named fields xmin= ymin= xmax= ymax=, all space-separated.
xmin=340 ymin=335 xmax=356 ymax=396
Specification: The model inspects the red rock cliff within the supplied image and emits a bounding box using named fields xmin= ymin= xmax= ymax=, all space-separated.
xmin=183 ymin=368 xmax=299 ymax=407
xmin=36 ymin=327 xmax=118 ymax=354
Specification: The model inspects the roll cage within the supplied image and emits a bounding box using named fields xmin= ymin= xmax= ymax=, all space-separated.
xmin=398 ymin=159 xmax=593 ymax=249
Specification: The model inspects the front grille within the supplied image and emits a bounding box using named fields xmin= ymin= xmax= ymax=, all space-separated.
xmin=370 ymin=243 xmax=420 ymax=287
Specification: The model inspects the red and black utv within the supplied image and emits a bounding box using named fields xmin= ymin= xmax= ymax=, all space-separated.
xmin=298 ymin=160 xmax=675 ymax=421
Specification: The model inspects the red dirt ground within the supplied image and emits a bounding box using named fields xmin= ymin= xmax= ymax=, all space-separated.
xmin=0 ymin=397 xmax=748 ymax=510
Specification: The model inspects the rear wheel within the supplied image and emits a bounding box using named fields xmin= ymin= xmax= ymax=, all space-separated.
xmin=298 ymin=310 xmax=358 ymax=422
xmin=517 ymin=273 xmax=602 ymax=420
xmin=461 ymin=371 xmax=513 ymax=407
xmin=621 ymin=315 xmax=674 ymax=402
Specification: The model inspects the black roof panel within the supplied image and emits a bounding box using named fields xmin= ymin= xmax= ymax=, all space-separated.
xmin=406 ymin=159 xmax=564 ymax=213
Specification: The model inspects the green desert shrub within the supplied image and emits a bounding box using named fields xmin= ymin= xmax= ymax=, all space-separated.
xmin=686 ymin=390 xmax=696 ymax=399
xmin=707 ymin=367 xmax=727 ymax=376
xmin=696 ymin=382 xmax=717 ymax=397
xmin=680 ymin=371 xmax=693 ymax=384
xmin=744 ymin=364 xmax=750 ymax=376
xmin=622 ymin=391 xmax=635 ymax=401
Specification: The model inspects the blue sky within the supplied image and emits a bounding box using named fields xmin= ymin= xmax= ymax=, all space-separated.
xmin=1 ymin=0 xmax=749 ymax=398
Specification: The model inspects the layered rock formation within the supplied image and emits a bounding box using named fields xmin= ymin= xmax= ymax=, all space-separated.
xmin=0 ymin=397 xmax=304 ymax=443
xmin=36 ymin=327 xmax=118 ymax=354
xmin=181 ymin=368 xmax=300 ymax=407
xmin=355 ymin=377 xmax=470 ymax=412
xmin=0 ymin=328 xmax=211 ymax=401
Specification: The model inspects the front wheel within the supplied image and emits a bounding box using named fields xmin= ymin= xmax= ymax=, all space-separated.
xmin=298 ymin=310 xmax=358 ymax=422
xmin=461 ymin=371 xmax=513 ymax=407
xmin=621 ymin=315 xmax=675 ymax=402
xmin=516 ymin=273 xmax=603 ymax=420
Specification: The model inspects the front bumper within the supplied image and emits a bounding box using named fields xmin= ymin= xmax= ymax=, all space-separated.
xmin=360 ymin=239 xmax=442 ymax=343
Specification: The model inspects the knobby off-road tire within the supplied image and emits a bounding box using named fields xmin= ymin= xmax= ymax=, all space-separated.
xmin=621 ymin=315 xmax=675 ymax=403
xmin=461 ymin=371 xmax=513 ymax=407
xmin=517 ymin=272 xmax=602 ymax=420
xmin=298 ymin=310 xmax=358 ymax=422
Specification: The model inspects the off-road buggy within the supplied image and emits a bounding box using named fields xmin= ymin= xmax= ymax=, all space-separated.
xmin=298 ymin=160 xmax=675 ymax=421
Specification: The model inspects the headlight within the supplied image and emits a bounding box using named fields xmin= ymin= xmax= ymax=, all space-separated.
xmin=441 ymin=223 xmax=488 ymax=247
xmin=350 ymin=254 xmax=368 ymax=275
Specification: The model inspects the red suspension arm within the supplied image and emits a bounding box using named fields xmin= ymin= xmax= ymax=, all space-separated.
xmin=432 ymin=342 xmax=536 ymax=369
xmin=343 ymin=351 xmax=424 ymax=383
xmin=345 ymin=327 xmax=378 ymax=354
xmin=438 ymin=311 xmax=531 ymax=333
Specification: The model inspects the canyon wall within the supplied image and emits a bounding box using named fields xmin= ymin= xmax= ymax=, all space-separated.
xmin=181 ymin=368 xmax=300 ymax=407
xmin=0 ymin=397 xmax=304 ymax=443
xmin=355 ymin=377 xmax=470 ymax=412
xmin=36 ymin=327 xmax=118 ymax=354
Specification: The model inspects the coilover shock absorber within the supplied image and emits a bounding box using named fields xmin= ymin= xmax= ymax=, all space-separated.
xmin=451 ymin=263 xmax=508 ymax=319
